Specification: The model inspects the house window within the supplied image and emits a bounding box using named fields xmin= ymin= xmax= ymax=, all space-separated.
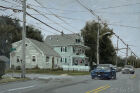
xmin=25 ymin=44 xmax=28 ymax=47
xmin=61 ymin=58 xmax=63 ymax=62
xmin=32 ymin=56 xmax=36 ymax=62
xmin=46 ymin=56 xmax=49 ymax=62
xmin=73 ymin=47 xmax=75 ymax=53
xmin=65 ymin=58 xmax=67 ymax=63
xmin=63 ymin=58 xmax=65 ymax=62
xmin=76 ymin=39 xmax=81 ymax=43
xmin=61 ymin=47 xmax=67 ymax=52
xmin=62 ymin=47 xmax=65 ymax=52
xmin=65 ymin=47 xmax=67 ymax=52
xmin=17 ymin=56 xmax=20 ymax=63
xmin=61 ymin=47 xmax=63 ymax=52
xmin=61 ymin=57 xmax=67 ymax=63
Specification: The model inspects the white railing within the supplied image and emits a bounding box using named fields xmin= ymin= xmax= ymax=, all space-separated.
xmin=62 ymin=65 xmax=89 ymax=71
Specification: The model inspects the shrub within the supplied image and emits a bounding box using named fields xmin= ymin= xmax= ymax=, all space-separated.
xmin=16 ymin=66 xmax=21 ymax=70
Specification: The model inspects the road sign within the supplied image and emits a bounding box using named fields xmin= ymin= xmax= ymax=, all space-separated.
xmin=10 ymin=48 xmax=16 ymax=52
xmin=11 ymin=51 xmax=16 ymax=57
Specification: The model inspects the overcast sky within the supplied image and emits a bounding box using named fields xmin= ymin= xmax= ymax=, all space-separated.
xmin=0 ymin=0 xmax=140 ymax=58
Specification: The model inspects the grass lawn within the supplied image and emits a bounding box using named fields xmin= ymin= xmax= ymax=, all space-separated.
xmin=6 ymin=69 xmax=90 ymax=76
xmin=0 ymin=77 xmax=29 ymax=84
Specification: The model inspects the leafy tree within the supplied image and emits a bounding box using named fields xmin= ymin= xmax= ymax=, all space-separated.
xmin=26 ymin=26 xmax=43 ymax=42
xmin=116 ymin=56 xmax=125 ymax=67
xmin=81 ymin=20 xmax=116 ymax=68
xmin=0 ymin=16 xmax=43 ymax=57
xmin=127 ymin=56 xmax=136 ymax=65
xmin=117 ymin=56 xmax=140 ymax=68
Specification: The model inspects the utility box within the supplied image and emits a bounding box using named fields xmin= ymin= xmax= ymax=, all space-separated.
xmin=0 ymin=60 xmax=5 ymax=78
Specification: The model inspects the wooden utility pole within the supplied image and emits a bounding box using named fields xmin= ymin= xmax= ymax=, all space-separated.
xmin=116 ymin=36 xmax=119 ymax=66
xmin=97 ymin=16 xmax=100 ymax=65
xmin=125 ymin=44 xmax=128 ymax=65
xmin=21 ymin=0 xmax=26 ymax=78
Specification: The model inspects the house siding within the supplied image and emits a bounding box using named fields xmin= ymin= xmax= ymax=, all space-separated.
xmin=10 ymin=39 xmax=59 ymax=69
xmin=53 ymin=45 xmax=88 ymax=67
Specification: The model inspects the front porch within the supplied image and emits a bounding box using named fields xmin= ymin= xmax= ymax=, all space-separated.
xmin=62 ymin=65 xmax=89 ymax=71
xmin=72 ymin=57 xmax=89 ymax=66
xmin=61 ymin=57 xmax=89 ymax=71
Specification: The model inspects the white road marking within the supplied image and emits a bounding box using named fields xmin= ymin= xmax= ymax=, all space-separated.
xmin=7 ymin=85 xmax=36 ymax=92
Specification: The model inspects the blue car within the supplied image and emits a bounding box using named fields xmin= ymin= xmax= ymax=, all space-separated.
xmin=91 ymin=64 xmax=116 ymax=80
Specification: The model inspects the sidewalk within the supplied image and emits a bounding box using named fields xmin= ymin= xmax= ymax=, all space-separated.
xmin=4 ymin=73 xmax=73 ymax=80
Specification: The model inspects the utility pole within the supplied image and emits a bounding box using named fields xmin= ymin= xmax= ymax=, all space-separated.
xmin=97 ymin=16 xmax=100 ymax=65
xmin=116 ymin=36 xmax=119 ymax=66
xmin=131 ymin=52 xmax=134 ymax=66
xmin=125 ymin=44 xmax=128 ymax=65
xmin=21 ymin=0 xmax=26 ymax=78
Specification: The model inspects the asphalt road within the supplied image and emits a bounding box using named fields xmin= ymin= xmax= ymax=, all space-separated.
xmin=0 ymin=69 xmax=140 ymax=93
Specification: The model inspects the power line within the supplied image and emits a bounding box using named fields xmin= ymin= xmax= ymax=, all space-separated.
xmin=94 ymin=2 xmax=140 ymax=11
xmin=0 ymin=6 xmax=79 ymax=43
xmin=27 ymin=5 xmax=76 ymax=34
xmin=119 ymin=50 xmax=126 ymax=54
xmin=0 ymin=5 xmax=80 ymax=42
xmin=113 ymin=33 xmax=139 ymax=58
xmin=26 ymin=2 xmax=140 ymax=13
xmin=0 ymin=5 xmax=62 ymax=33
xmin=1 ymin=0 xmax=22 ymax=7
xmin=27 ymin=3 xmax=88 ymax=13
xmin=3 ymin=0 xmax=85 ymax=22
xmin=109 ymin=23 xmax=140 ymax=29
xmin=28 ymin=8 xmax=85 ymax=22
xmin=34 ymin=0 xmax=71 ymax=24
xmin=76 ymin=0 xmax=98 ymax=18
xmin=34 ymin=0 xmax=79 ymax=31
xmin=76 ymin=0 xmax=139 ymax=59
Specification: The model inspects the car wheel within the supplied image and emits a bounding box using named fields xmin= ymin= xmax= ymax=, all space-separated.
xmin=131 ymin=72 xmax=135 ymax=74
xmin=94 ymin=77 xmax=99 ymax=80
xmin=112 ymin=75 xmax=116 ymax=80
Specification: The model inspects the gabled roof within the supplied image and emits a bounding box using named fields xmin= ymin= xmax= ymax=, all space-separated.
xmin=28 ymin=38 xmax=60 ymax=57
xmin=45 ymin=33 xmax=85 ymax=46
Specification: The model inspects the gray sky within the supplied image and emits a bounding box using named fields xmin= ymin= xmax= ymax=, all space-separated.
xmin=0 ymin=0 xmax=140 ymax=57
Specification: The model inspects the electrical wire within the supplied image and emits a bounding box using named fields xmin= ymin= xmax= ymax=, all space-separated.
xmin=34 ymin=0 xmax=79 ymax=32
xmin=0 ymin=5 xmax=63 ymax=33
xmin=27 ymin=3 xmax=87 ymax=13
xmin=108 ymin=23 xmax=140 ymax=29
xmin=28 ymin=8 xmax=85 ymax=22
xmin=1 ymin=0 xmax=22 ymax=8
xmin=94 ymin=2 xmax=140 ymax=11
xmin=27 ymin=5 xmax=76 ymax=34
xmin=76 ymin=0 xmax=139 ymax=58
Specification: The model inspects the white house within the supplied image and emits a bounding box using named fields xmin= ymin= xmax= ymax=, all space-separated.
xmin=45 ymin=33 xmax=90 ymax=71
xmin=10 ymin=38 xmax=60 ymax=69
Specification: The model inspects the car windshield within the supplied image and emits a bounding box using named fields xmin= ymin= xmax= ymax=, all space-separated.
xmin=96 ymin=66 xmax=110 ymax=70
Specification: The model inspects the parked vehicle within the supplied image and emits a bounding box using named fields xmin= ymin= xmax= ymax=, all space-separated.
xmin=112 ymin=66 xmax=118 ymax=72
xmin=117 ymin=67 xmax=122 ymax=72
xmin=122 ymin=65 xmax=135 ymax=74
xmin=112 ymin=66 xmax=122 ymax=72
xmin=0 ymin=60 xmax=5 ymax=78
xmin=91 ymin=64 xmax=116 ymax=80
